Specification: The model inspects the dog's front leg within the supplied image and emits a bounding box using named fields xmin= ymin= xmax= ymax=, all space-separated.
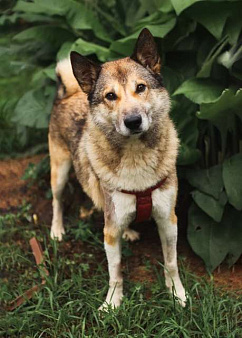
xmin=99 ymin=190 xmax=136 ymax=310
xmin=101 ymin=227 xmax=123 ymax=309
xmin=153 ymin=187 xmax=186 ymax=307
xmin=157 ymin=217 xmax=186 ymax=307
xmin=99 ymin=192 xmax=123 ymax=310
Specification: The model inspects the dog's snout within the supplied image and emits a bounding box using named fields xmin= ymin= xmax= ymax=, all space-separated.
xmin=124 ymin=115 xmax=142 ymax=130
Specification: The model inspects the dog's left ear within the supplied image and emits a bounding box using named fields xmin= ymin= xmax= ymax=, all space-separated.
xmin=131 ymin=28 xmax=161 ymax=74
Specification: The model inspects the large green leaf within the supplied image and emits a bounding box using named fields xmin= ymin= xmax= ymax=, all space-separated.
xmin=58 ymin=39 xmax=113 ymax=62
xmin=32 ymin=65 xmax=56 ymax=85
xmin=223 ymin=153 xmax=242 ymax=211
xmin=14 ymin=26 xmax=74 ymax=50
xmin=170 ymin=0 xmax=201 ymax=15
xmin=72 ymin=39 xmax=117 ymax=62
xmin=134 ymin=10 xmax=175 ymax=30
xmin=138 ymin=0 xmax=174 ymax=14
xmin=197 ymin=89 xmax=242 ymax=153
xmin=14 ymin=0 xmax=111 ymax=42
xmin=171 ymin=97 xmax=200 ymax=165
xmin=233 ymin=89 xmax=242 ymax=122
xmin=156 ymin=0 xmax=174 ymax=13
xmin=218 ymin=43 xmax=242 ymax=70
xmin=110 ymin=18 xmax=176 ymax=55
xmin=224 ymin=4 xmax=242 ymax=45
xmin=173 ymin=78 xmax=224 ymax=104
xmin=66 ymin=1 xmax=111 ymax=42
xmin=162 ymin=66 xmax=183 ymax=95
xmin=0 ymin=12 xmax=54 ymax=25
xmin=223 ymin=206 xmax=242 ymax=267
xmin=14 ymin=0 xmax=69 ymax=15
xmin=192 ymin=190 xmax=226 ymax=222
xmin=188 ymin=203 xmax=228 ymax=272
xmin=57 ymin=41 xmax=74 ymax=61
xmin=197 ymin=36 xmax=228 ymax=78
xmin=188 ymin=203 xmax=242 ymax=271
xmin=186 ymin=165 xmax=223 ymax=200
xmin=187 ymin=3 xmax=230 ymax=40
xmin=124 ymin=0 xmax=149 ymax=27
xmin=163 ymin=18 xmax=197 ymax=52
xmin=177 ymin=144 xmax=200 ymax=166
xmin=12 ymin=87 xmax=55 ymax=129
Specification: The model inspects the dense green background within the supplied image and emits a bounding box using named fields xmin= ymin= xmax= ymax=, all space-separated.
xmin=0 ymin=0 xmax=242 ymax=271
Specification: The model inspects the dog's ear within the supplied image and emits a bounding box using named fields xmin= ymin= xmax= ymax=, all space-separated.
xmin=131 ymin=28 xmax=161 ymax=74
xmin=70 ymin=51 xmax=101 ymax=94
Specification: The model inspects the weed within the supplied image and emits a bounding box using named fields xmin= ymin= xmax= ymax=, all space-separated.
xmin=1 ymin=210 xmax=242 ymax=337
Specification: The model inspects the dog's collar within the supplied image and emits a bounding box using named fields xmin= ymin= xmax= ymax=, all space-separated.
xmin=120 ymin=177 xmax=167 ymax=223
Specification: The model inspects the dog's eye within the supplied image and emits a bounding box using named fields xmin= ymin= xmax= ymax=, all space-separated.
xmin=136 ymin=84 xmax=146 ymax=93
xmin=105 ymin=92 xmax=117 ymax=101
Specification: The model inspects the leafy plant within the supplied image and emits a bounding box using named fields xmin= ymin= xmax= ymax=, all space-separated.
xmin=0 ymin=0 xmax=242 ymax=270
xmin=22 ymin=155 xmax=50 ymax=186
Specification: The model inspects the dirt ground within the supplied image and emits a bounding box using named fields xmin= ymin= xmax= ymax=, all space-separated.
xmin=1 ymin=155 xmax=242 ymax=292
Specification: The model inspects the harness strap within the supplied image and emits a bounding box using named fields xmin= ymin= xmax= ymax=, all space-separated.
xmin=120 ymin=177 xmax=167 ymax=223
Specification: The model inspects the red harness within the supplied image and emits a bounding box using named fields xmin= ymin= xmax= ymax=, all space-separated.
xmin=120 ymin=177 xmax=167 ymax=223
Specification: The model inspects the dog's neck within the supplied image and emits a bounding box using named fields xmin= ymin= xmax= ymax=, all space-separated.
xmin=85 ymin=116 xmax=178 ymax=191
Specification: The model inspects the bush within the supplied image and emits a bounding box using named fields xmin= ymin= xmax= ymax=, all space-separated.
xmin=0 ymin=0 xmax=242 ymax=270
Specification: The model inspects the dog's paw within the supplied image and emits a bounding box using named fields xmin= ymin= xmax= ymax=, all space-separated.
xmin=98 ymin=302 xmax=111 ymax=313
xmin=122 ymin=229 xmax=140 ymax=242
xmin=99 ymin=286 xmax=123 ymax=312
xmin=50 ymin=226 xmax=65 ymax=241
xmin=167 ymin=283 xmax=187 ymax=307
xmin=98 ymin=299 xmax=121 ymax=312
xmin=175 ymin=286 xmax=187 ymax=308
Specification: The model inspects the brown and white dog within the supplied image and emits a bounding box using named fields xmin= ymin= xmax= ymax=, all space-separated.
xmin=49 ymin=28 xmax=186 ymax=308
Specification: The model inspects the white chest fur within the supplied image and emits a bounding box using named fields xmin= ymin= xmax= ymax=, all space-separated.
xmin=87 ymin=139 xmax=164 ymax=192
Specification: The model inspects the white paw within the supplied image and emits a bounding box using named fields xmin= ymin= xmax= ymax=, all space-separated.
xmin=122 ymin=229 xmax=140 ymax=242
xmin=98 ymin=302 xmax=112 ymax=312
xmin=98 ymin=297 xmax=122 ymax=312
xmin=167 ymin=280 xmax=187 ymax=307
xmin=50 ymin=226 xmax=65 ymax=241
xmin=173 ymin=286 xmax=187 ymax=307
xmin=99 ymin=285 xmax=123 ymax=311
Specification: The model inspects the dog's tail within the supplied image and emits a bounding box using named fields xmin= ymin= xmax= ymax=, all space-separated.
xmin=55 ymin=58 xmax=80 ymax=99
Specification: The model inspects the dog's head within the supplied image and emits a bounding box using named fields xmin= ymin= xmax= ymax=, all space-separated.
xmin=71 ymin=28 xmax=170 ymax=137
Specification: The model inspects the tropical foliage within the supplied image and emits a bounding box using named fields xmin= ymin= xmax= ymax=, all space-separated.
xmin=0 ymin=0 xmax=242 ymax=270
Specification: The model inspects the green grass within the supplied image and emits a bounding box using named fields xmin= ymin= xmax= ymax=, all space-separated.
xmin=1 ymin=208 xmax=242 ymax=337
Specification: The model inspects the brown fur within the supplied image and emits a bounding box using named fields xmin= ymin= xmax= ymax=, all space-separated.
xmin=102 ymin=190 xmax=120 ymax=246
xmin=49 ymin=134 xmax=71 ymax=192
xmin=170 ymin=209 xmax=177 ymax=225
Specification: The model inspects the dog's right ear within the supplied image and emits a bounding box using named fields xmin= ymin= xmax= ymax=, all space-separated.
xmin=70 ymin=51 xmax=101 ymax=94
xmin=131 ymin=28 xmax=161 ymax=74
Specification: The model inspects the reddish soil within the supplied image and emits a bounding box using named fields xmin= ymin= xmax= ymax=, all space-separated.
xmin=0 ymin=154 xmax=51 ymax=220
xmin=1 ymin=155 xmax=242 ymax=293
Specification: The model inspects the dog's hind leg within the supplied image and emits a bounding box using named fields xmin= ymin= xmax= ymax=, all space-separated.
xmin=49 ymin=134 xmax=71 ymax=241
xmin=122 ymin=228 xmax=140 ymax=242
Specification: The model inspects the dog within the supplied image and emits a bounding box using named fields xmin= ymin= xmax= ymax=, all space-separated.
xmin=48 ymin=28 xmax=186 ymax=309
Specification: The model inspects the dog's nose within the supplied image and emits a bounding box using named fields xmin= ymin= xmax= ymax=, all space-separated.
xmin=124 ymin=115 xmax=142 ymax=130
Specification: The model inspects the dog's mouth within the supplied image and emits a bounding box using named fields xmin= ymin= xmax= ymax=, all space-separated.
xmin=130 ymin=130 xmax=142 ymax=135
xmin=115 ymin=127 xmax=144 ymax=137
